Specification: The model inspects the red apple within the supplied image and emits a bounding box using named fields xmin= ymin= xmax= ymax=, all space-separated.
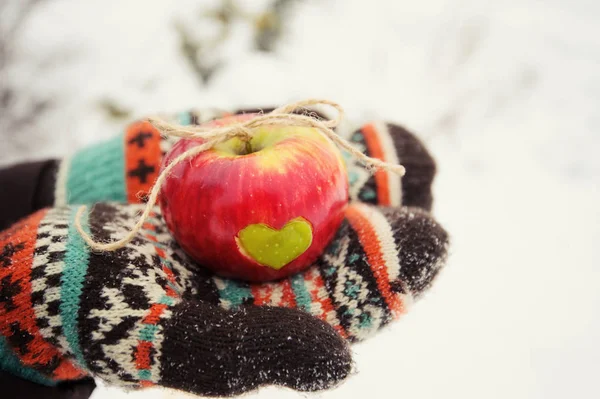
xmin=159 ymin=115 xmax=349 ymax=281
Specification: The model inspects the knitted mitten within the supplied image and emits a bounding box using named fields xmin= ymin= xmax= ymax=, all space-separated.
xmin=0 ymin=201 xmax=448 ymax=396
xmin=3 ymin=107 xmax=435 ymax=209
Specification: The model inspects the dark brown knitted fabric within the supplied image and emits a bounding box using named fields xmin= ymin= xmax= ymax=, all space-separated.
xmin=382 ymin=206 xmax=448 ymax=297
xmin=388 ymin=125 xmax=436 ymax=211
xmin=161 ymin=302 xmax=351 ymax=396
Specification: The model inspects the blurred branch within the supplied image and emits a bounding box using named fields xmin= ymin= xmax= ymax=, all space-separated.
xmin=0 ymin=0 xmax=51 ymax=136
xmin=174 ymin=22 xmax=224 ymax=85
xmin=97 ymin=99 xmax=132 ymax=120
xmin=0 ymin=0 xmax=44 ymax=69
xmin=253 ymin=0 xmax=301 ymax=52
xmin=175 ymin=0 xmax=303 ymax=86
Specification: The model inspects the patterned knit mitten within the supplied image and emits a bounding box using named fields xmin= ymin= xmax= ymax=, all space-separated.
xmin=0 ymin=201 xmax=448 ymax=396
xmin=0 ymin=107 xmax=435 ymax=211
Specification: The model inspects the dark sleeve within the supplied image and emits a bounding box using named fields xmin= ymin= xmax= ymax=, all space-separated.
xmin=0 ymin=160 xmax=58 ymax=230
xmin=0 ymin=371 xmax=96 ymax=399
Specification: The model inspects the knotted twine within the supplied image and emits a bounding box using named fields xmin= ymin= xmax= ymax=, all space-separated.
xmin=75 ymin=99 xmax=406 ymax=251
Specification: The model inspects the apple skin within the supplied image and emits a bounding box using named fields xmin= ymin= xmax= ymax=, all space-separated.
xmin=159 ymin=115 xmax=349 ymax=282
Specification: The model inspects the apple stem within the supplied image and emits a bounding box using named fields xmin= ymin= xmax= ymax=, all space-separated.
xmin=244 ymin=140 xmax=252 ymax=155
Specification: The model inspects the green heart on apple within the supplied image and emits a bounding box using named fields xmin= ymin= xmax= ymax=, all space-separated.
xmin=236 ymin=218 xmax=313 ymax=270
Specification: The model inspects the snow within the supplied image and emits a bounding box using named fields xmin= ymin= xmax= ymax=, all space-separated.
xmin=2 ymin=0 xmax=599 ymax=398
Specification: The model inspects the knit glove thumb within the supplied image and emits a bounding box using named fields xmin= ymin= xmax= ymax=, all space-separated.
xmin=0 ymin=201 xmax=448 ymax=396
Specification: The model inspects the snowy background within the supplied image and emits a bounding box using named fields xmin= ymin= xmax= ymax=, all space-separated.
xmin=1 ymin=0 xmax=599 ymax=398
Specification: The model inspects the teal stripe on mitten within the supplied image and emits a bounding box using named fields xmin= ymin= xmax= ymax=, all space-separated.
xmin=57 ymin=134 xmax=126 ymax=205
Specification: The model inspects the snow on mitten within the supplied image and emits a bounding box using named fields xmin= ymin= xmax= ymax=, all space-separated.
xmin=0 ymin=201 xmax=448 ymax=396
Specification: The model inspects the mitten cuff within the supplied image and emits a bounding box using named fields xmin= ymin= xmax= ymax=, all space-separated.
xmin=0 ymin=160 xmax=57 ymax=230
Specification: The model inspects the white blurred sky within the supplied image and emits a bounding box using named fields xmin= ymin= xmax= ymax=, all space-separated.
xmin=2 ymin=0 xmax=599 ymax=398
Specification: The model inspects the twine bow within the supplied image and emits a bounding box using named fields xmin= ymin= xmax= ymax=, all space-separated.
xmin=75 ymin=99 xmax=406 ymax=251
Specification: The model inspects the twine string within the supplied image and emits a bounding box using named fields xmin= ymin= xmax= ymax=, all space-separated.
xmin=75 ymin=99 xmax=406 ymax=251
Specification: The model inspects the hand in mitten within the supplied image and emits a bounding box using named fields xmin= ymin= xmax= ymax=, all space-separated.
xmin=0 ymin=107 xmax=436 ymax=229
xmin=0 ymin=103 xmax=446 ymax=396
xmin=0 ymin=199 xmax=447 ymax=396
